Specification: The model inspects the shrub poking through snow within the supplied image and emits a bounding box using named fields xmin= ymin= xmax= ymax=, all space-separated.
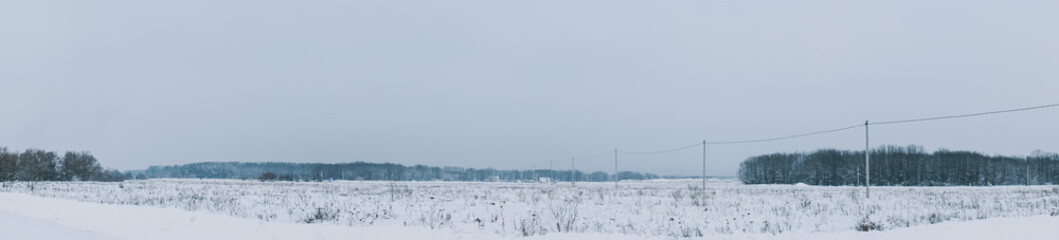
xmin=3 ymin=179 xmax=1059 ymax=237
xmin=856 ymin=217 xmax=884 ymax=232
xmin=304 ymin=207 xmax=338 ymax=223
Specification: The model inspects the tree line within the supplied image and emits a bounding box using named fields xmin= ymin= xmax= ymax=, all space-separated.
xmin=738 ymin=145 xmax=1059 ymax=186
xmin=0 ymin=147 xmax=125 ymax=182
xmin=137 ymin=161 xmax=662 ymax=182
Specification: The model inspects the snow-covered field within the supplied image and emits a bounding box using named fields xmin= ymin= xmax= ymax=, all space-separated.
xmin=2 ymin=179 xmax=1059 ymax=239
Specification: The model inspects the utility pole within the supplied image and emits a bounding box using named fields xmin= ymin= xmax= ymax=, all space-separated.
xmin=571 ymin=157 xmax=575 ymax=186
xmin=1026 ymin=158 xmax=1031 ymax=186
xmin=865 ymin=120 xmax=870 ymax=199
xmin=614 ymin=149 xmax=618 ymax=189
xmin=702 ymin=140 xmax=707 ymax=190
xmin=550 ymin=160 xmax=554 ymax=185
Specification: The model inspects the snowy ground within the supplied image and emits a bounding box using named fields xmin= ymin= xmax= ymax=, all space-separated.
xmin=2 ymin=179 xmax=1059 ymax=239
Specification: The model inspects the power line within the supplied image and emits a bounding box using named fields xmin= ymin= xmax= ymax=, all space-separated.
xmin=705 ymin=124 xmax=864 ymax=145
xmin=618 ymin=142 xmax=703 ymax=154
xmin=547 ymin=102 xmax=1059 ymax=192
xmin=560 ymin=102 xmax=1059 ymax=172
xmin=870 ymin=103 xmax=1059 ymax=126
xmin=701 ymin=103 xmax=1059 ymax=145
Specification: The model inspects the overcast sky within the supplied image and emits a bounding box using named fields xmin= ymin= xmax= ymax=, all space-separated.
xmin=2 ymin=0 xmax=1058 ymax=176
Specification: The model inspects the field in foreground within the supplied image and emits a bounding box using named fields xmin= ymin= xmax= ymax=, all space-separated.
xmin=2 ymin=179 xmax=1059 ymax=239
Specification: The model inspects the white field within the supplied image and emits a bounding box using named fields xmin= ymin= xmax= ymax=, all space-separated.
xmin=2 ymin=179 xmax=1059 ymax=239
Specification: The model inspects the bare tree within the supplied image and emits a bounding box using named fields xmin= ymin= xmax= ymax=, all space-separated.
xmin=16 ymin=149 xmax=59 ymax=181
xmin=0 ymin=148 xmax=18 ymax=181
xmin=61 ymin=151 xmax=102 ymax=181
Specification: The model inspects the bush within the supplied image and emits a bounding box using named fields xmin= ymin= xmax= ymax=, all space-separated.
xmin=517 ymin=212 xmax=544 ymax=236
xmin=855 ymin=217 xmax=884 ymax=231
xmin=304 ymin=207 xmax=338 ymax=223
xmin=92 ymin=169 xmax=126 ymax=182
xmin=259 ymin=172 xmax=277 ymax=181
xmin=549 ymin=199 xmax=580 ymax=232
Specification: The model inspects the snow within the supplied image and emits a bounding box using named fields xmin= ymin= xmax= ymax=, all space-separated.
xmin=0 ymin=208 xmax=112 ymax=240
xmin=1 ymin=179 xmax=1059 ymax=239
xmin=3 ymin=192 xmax=1059 ymax=240
xmin=0 ymin=192 xmax=495 ymax=240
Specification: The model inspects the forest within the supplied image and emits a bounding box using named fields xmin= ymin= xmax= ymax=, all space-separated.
xmin=0 ymin=147 xmax=125 ymax=182
xmin=138 ymin=161 xmax=662 ymax=182
xmin=739 ymin=145 xmax=1059 ymax=186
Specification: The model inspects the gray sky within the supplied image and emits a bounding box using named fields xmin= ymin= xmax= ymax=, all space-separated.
xmin=2 ymin=0 xmax=1058 ymax=176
